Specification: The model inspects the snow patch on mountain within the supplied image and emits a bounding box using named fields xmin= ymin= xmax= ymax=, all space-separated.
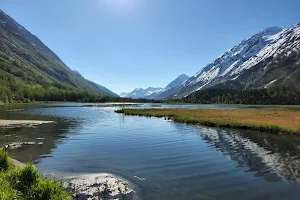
xmin=264 ymin=80 xmax=277 ymax=89
xmin=232 ymin=25 xmax=300 ymax=75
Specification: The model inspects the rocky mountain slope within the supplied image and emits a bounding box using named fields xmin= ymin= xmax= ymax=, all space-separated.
xmin=165 ymin=74 xmax=189 ymax=89
xmin=0 ymin=9 xmax=116 ymax=103
xmin=164 ymin=23 xmax=300 ymax=98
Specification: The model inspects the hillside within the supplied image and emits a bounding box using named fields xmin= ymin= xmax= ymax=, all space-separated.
xmin=164 ymin=23 xmax=300 ymax=99
xmin=0 ymin=9 xmax=116 ymax=103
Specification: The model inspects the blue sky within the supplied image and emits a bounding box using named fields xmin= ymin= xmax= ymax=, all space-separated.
xmin=1 ymin=0 xmax=299 ymax=94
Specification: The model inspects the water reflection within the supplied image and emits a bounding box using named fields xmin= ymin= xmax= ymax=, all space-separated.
xmin=0 ymin=107 xmax=81 ymax=164
xmin=198 ymin=127 xmax=300 ymax=186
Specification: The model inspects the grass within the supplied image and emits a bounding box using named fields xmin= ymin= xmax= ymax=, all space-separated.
xmin=115 ymin=108 xmax=300 ymax=136
xmin=0 ymin=149 xmax=72 ymax=200
xmin=0 ymin=150 xmax=9 ymax=171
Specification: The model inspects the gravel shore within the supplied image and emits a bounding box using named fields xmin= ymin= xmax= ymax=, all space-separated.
xmin=0 ymin=120 xmax=54 ymax=128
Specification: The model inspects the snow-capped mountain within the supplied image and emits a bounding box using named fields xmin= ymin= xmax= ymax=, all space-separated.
xmin=119 ymin=92 xmax=129 ymax=98
xmin=124 ymin=87 xmax=164 ymax=99
xmin=165 ymin=74 xmax=190 ymax=89
xmin=121 ymin=74 xmax=189 ymax=99
xmin=224 ymin=22 xmax=300 ymax=92
xmin=165 ymin=23 xmax=300 ymax=98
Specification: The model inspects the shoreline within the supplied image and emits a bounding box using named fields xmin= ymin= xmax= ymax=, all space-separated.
xmin=115 ymin=108 xmax=300 ymax=136
xmin=1 ymin=101 xmax=300 ymax=106
xmin=0 ymin=120 xmax=55 ymax=128
xmin=1 ymin=150 xmax=134 ymax=200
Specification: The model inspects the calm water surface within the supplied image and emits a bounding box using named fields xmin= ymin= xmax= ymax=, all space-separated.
xmin=1 ymin=103 xmax=300 ymax=200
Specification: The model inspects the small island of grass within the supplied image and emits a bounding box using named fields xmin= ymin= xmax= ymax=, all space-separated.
xmin=115 ymin=108 xmax=300 ymax=136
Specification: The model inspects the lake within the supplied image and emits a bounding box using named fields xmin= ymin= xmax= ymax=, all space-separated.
xmin=1 ymin=103 xmax=300 ymax=199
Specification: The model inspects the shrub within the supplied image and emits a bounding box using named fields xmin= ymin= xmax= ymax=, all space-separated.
xmin=0 ymin=150 xmax=9 ymax=171
xmin=15 ymin=164 xmax=40 ymax=192
xmin=27 ymin=178 xmax=72 ymax=200
xmin=0 ymin=152 xmax=72 ymax=200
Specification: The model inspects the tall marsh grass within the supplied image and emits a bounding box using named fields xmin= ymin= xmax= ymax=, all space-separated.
xmin=116 ymin=108 xmax=300 ymax=135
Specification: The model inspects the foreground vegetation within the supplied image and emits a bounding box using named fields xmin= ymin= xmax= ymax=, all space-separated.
xmin=116 ymin=109 xmax=300 ymax=135
xmin=0 ymin=150 xmax=71 ymax=200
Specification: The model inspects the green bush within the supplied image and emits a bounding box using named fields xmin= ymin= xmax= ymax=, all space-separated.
xmin=0 ymin=150 xmax=9 ymax=171
xmin=14 ymin=164 xmax=40 ymax=192
xmin=0 ymin=151 xmax=72 ymax=200
xmin=27 ymin=178 xmax=72 ymax=200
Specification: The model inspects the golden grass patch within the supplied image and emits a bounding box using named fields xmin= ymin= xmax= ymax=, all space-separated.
xmin=116 ymin=109 xmax=300 ymax=135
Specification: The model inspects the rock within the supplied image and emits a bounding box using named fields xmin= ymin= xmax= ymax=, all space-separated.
xmin=63 ymin=173 xmax=133 ymax=200
xmin=6 ymin=142 xmax=36 ymax=150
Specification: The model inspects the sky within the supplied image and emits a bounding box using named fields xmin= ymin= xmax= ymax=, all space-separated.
xmin=0 ymin=0 xmax=300 ymax=94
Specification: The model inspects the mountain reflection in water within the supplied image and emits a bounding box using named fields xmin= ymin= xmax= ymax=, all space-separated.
xmin=198 ymin=127 xmax=300 ymax=186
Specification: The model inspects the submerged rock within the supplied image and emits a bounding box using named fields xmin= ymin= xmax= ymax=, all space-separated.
xmin=63 ymin=173 xmax=134 ymax=200
xmin=6 ymin=142 xmax=36 ymax=149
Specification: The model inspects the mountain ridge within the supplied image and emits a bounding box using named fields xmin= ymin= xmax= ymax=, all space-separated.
xmin=0 ymin=9 xmax=117 ymax=103
xmin=121 ymin=74 xmax=189 ymax=99
xmin=164 ymin=23 xmax=300 ymax=98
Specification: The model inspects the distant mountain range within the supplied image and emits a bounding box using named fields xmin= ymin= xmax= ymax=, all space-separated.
xmin=121 ymin=74 xmax=189 ymax=99
xmin=0 ymin=9 xmax=117 ymax=103
xmin=163 ymin=23 xmax=300 ymax=98
xmin=121 ymin=23 xmax=300 ymax=100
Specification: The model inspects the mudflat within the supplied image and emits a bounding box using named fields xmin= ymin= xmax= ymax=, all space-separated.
xmin=0 ymin=120 xmax=54 ymax=128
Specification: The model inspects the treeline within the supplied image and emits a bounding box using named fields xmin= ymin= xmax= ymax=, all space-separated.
xmin=0 ymin=84 xmax=112 ymax=104
xmin=167 ymin=88 xmax=300 ymax=105
xmin=0 ymin=68 xmax=161 ymax=104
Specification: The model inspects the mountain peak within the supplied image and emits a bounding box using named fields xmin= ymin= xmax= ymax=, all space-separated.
xmin=178 ymin=74 xmax=189 ymax=79
xmin=292 ymin=22 xmax=300 ymax=28
xmin=262 ymin=26 xmax=283 ymax=33
xmin=259 ymin=27 xmax=283 ymax=39
xmin=119 ymin=92 xmax=129 ymax=98
xmin=165 ymin=74 xmax=190 ymax=90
